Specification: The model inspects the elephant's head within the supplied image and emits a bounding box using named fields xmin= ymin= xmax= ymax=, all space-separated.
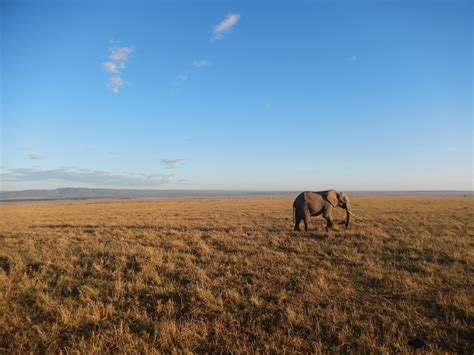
xmin=326 ymin=190 xmax=355 ymax=229
xmin=336 ymin=192 xmax=352 ymax=229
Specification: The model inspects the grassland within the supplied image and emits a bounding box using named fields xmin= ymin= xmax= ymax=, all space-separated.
xmin=0 ymin=196 xmax=472 ymax=353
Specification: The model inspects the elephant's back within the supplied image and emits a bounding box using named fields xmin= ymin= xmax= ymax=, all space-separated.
xmin=294 ymin=191 xmax=322 ymax=205
xmin=293 ymin=192 xmax=306 ymax=206
xmin=304 ymin=191 xmax=324 ymax=203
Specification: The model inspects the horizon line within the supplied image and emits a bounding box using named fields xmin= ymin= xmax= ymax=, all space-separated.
xmin=1 ymin=187 xmax=472 ymax=193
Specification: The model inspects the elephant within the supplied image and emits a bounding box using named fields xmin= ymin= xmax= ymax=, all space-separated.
xmin=293 ymin=189 xmax=355 ymax=231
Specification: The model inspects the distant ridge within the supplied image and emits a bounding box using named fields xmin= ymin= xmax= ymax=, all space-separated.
xmin=0 ymin=188 xmax=277 ymax=202
xmin=0 ymin=188 xmax=472 ymax=202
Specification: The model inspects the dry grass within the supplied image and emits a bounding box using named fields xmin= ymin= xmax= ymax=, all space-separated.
xmin=0 ymin=196 xmax=473 ymax=353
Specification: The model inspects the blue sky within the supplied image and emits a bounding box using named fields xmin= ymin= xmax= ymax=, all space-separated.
xmin=1 ymin=0 xmax=472 ymax=191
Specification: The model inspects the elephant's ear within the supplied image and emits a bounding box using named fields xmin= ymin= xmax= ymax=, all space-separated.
xmin=325 ymin=190 xmax=338 ymax=207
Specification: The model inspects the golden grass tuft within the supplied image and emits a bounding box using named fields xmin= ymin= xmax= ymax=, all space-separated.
xmin=0 ymin=196 xmax=473 ymax=352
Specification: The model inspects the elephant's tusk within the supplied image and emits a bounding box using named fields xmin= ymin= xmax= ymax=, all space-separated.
xmin=348 ymin=211 xmax=356 ymax=217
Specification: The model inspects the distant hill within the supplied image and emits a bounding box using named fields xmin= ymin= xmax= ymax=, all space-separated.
xmin=0 ymin=188 xmax=472 ymax=202
xmin=0 ymin=188 xmax=292 ymax=201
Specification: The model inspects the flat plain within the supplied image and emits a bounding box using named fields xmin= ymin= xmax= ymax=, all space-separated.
xmin=0 ymin=196 xmax=473 ymax=353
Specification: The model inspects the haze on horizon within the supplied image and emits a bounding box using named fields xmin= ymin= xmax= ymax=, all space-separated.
xmin=1 ymin=0 xmax=472 ymax=192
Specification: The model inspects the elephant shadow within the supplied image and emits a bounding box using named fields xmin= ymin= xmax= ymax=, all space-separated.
xmin=289 ymin=230 xmax=329 ymax=241
xmin=289 ymin=219 xmax=352 ymax=240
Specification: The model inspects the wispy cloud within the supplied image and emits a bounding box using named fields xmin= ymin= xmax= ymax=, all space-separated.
xmin=29 ymin=154 xmax=45 ymax=160
xmin=102 ymin=44 xmax=134 ymax=93
xmin=102 ymin=61 xmax=123 ymax=73
xmin=161 ymin=158 xmax=186 ymax=169
xmin=350 ymin=55 xmax=357 ymax=61
xmin=107 ymin=76 xmax=124 ymax=93
xmin=109 ymin=47 xmax=134 ymax=62
xmin=0 ymin=167 xmax=179 ymax=187
xmin=193 ymin=60 xmax=211 ymax=68
xmin=108 ymin=151 xmax=128 ymax=156
xmin=145 ymin=172 xmax=174 ymax=180
xmin=178 ymin=73 xmax=189 ymax=81
xmin=212 ymin=13 xmax=240 ymax=41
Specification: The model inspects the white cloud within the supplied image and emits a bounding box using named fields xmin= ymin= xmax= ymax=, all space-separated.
xmin=161 ymin=158 xmax=186 ymax=169
xmin=178 ymin=73 xmax=189 ymax=81
xmin=193 ymin=60 xmax=211 ymax=68
xmin=212 ymin=13 xmax=240 ymax=40
xmin=0 ymin=167 xmax=180 ymax=187
xmin=107 ymin=76 xmax=124 ymax=93
xmin=109 ymin=47 xmax=134 ymax=62
xmin=29 ymin=154 xmax=45 ymax=160
xmin=102 ymin=45 xmax=134 ymax=93
xmin=146 ymin=173 xmax=174 ymax=180
xmin=102 ymin=61 xmax=125 ymax=73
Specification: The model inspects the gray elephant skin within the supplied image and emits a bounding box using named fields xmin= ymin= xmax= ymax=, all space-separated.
xmin=292 ymin=189 xmax=355 ymax=231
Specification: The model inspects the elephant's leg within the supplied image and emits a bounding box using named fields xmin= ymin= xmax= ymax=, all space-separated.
xmin=303 ymin=207 xmax=311 ymax=232
xmin=294 ymin=212 xmax=302 ymax=231
xmin=323 ymin=207 xmax=334 ymax=231
xmin=324 ymin=216 xmax=334 ymax=231
xmin=303 ymin=218 xmax=308 ymax=231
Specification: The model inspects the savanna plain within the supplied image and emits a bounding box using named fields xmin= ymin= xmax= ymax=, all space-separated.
xmin=0 ymin=196 xmax=472 ymax=353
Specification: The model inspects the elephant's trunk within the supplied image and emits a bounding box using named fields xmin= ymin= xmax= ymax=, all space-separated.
xmin=345 ymin=209 xmax=350 ymax=229
xmin=344 ymin=202 xmax=352 ymax=229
